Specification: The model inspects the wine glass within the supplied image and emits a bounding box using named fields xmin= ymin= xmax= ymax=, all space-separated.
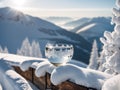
xmin=45 ymin=43 xmax=74 ymax=66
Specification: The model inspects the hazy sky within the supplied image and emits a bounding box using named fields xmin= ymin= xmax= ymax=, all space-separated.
xmin=0 ymin=0 xmax=115 ymax=17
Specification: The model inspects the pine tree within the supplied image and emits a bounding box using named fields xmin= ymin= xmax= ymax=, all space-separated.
xmin=100 ymin=0 xmax=120 ymax=74
xmin=18 ymin=37 xmax=31 ymax=56
xmin=31 ymin=41 xmax=42 ymax=57
xmin=3 ymin=47 xmax=9 ymax=53
xmin=0 ymin=46 xmax=9 ymax=53
xmin=0 ymin=46 xmax=3 ymax=52
xmin=87 ymin=40 xmax=99 ymax=70
xmin=17 ymin=38 xmax=42 ymax=58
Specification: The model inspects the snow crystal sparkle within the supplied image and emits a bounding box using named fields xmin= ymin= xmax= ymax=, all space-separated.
xmin=45 ymin=43 xmax=74 ymax=66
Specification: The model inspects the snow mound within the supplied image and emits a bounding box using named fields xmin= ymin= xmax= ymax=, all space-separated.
xmin=0 ymin=53 xmax=45 ymax=66
xmin=0 ymin=59 xmax=32 ymax=90
xmin=35 ymin=61 xmax=55 ymax=77
xmin=19 ymin=57 xmax=55 ymax=77
xmin=5 ymin=70 xmax=32 ymax=90
xmin=20 ymin=60 xmax=44 ymax=71
xmin=102 ymin=74 xmax=120 ymax=90
xmin=51 ymin=64 xmax=111 ymax=90
xmin=67 ymin=60 xmax=87 ymax=68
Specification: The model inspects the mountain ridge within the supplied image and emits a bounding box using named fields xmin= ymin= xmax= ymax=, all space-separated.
xmin=0 ymin=7 xmax=91 ymax=63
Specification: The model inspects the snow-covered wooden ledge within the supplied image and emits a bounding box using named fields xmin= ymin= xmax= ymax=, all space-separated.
xmin=0 ymin=53 xmax=112 ymax=90
xmin=13 ymin=66 xmax=98 ymax=90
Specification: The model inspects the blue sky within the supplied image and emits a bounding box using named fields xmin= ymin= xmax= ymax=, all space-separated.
xmin=0 ymin=0 xmax=115 ymax=17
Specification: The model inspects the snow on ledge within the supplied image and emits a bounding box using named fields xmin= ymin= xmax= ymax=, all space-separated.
xmin=20 ymin=60 xmax=43 ymax=71
xmin=0 ymin=53 xmax=47 ymax=66
xmin=0 ymin=59 xmax=32 ymax=90
xmin=35 ymin=61 xmax=55 ymax=77
xmin=102 ymin=74 xmax=120 ymax=90
xmin=5 ymin=70 xmax=32 ymax=90
xmin=19 ymin=58 xmax=55 ymax=77
xmin=67 ymin=60 xmax=87 ymax=68
xmin=51 ymin=64 xmax=112 ymax=90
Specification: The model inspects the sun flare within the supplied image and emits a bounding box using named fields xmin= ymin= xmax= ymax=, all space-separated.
xmin=11 ymin=0 xmax=26 ymax=10
xmin=12 ymin=0 xmax=26 ymax=6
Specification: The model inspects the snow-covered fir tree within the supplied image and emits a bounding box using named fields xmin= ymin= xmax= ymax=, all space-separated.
xmin=17 ymin=38 xmax=42 ymax=58
xmin=17 ymin=38 xmax=31 ymax=56
xmin=87 ymin=40 xmax=99 ymax=70
xmin=31 ymin=40 xmax=42 ymax=57
xmin=0 ymin=46 xmax=3 ymax=52
xmin=100 ymin=0 xmax=120 ymax=74
xmin=3 ymin=47 xmax=9 ymax=53
xmin=0 ymin=46 xmax=9 ymax=53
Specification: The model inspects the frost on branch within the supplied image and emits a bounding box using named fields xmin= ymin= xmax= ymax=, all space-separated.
xmin=100 ymin=0 xmax=120 ymax=74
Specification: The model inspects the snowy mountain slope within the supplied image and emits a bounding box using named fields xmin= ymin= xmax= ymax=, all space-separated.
xmin=71 ymin=17 xmax=114 ymax=48
xmin=63 ymin=17 xmax=90 ymax=30
xmin=0 ymin=7 xmax=91 ymax=63
xmin=43 ymin=17 xmax=73 ymax=25
xmin=45 ymin=17 xmax=114 ymax=47
xmin=43 ymin=17 xmax=74 ymax=30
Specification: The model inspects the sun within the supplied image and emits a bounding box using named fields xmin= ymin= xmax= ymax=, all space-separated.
xmin=11 ymin=0 xmax=26 ymax=10
xmin=12 ymin=0 xmax=26 ymax=6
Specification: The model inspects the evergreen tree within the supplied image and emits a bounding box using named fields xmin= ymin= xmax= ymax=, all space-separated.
xmin=87 ymin=40 xmax=99 ymax=70
xmin=18 ymin=37 xmax=31 ymax=56
xmin=17 ymin=38 xmax=42 ymax=58
xmin=3 ymin=47 xmax=9 ymax=53
xmin=100 ymin=0 xmax=120 ymax=74
xmin=0 ymin=46 xmax=9 ymax=53
xmin=31 ymin=41 xmax=42 ymax=57
xmin=0 ymin=46 xmax=3 ymax=52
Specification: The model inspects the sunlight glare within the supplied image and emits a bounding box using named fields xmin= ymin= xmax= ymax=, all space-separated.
xmin=11 ymin=0 xmax=26 ymax=11
xmin=12 ymin=0 xmax=26 ymax=6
